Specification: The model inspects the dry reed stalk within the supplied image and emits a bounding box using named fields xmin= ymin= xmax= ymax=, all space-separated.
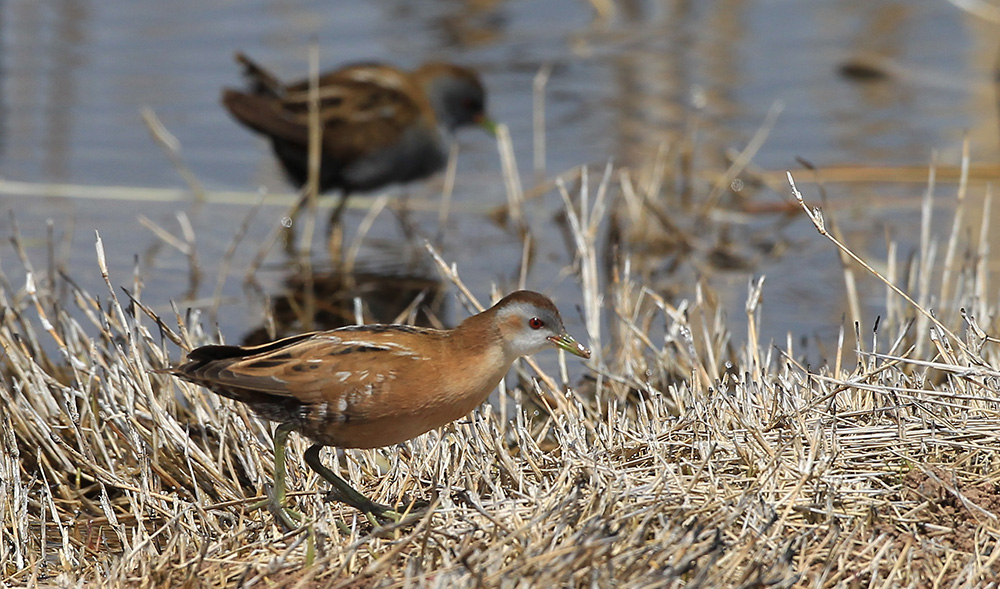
xmin=140 ymin=108 xmax=207 ymax=203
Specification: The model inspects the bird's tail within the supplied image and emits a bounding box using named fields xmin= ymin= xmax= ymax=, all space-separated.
xmin=234 ymin=52 xmax=285 ymax=97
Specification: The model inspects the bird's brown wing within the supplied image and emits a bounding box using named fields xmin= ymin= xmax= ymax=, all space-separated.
xmin=222 ymin=89 xmax=314 ymax=146
xmin=222 ymin=64 xmax=432 ymax=161
xmin=176 ymin=327 xmax=442 ymax=406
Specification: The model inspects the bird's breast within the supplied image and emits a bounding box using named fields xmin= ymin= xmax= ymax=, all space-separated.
xmin=342 ymin=125 xmax=447 ymax=191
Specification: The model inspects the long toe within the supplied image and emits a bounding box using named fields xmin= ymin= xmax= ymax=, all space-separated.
xmin=324 ymin=489 xmax=391 ymax=515
xmin=372 ymin=500 xmax=434 ymax=527
xmin=368 ymin=498 xmax=432 ymax=524
xmin=250 ymin=494 xmax=303 ymax=530
xmin=274 ymin=504 xmax=304 ymax=530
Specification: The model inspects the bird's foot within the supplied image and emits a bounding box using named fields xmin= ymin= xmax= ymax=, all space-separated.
xmin=250 ymin=490 xmax=304 ymax=531
xmin=322 ymin=490 xmax=433 ymax=525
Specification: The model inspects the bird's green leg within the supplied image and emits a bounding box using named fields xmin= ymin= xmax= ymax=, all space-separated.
xmin=303 ymin=444 xmax=402 ymax=522
xmin=250 ymin=422 xmax=303 ymax=529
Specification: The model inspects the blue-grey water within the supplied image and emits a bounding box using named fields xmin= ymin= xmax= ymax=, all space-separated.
xmin=1 ymin=0 xmax=998 ymax=360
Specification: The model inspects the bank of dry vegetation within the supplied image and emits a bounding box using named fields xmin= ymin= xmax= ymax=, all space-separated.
xmin=2 ymin=148 xmax=1000 ymax=587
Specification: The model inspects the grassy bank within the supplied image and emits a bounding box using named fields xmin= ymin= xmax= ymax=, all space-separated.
xmin=2 ymin=154 xmax=1000 ymax=587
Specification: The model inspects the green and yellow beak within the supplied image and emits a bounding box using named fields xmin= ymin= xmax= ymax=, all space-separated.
xmin=548 ymin=333 xmax=591 ymax=359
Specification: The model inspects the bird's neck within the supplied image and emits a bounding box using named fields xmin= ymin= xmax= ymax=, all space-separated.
xmin=430 ymin=307 xmax=514 ymax=416
xmin=451 ymin=306 xmax=506 ymax=361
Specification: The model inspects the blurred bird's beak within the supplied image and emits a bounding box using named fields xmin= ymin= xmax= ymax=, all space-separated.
xmin=475 ymin=114 xmax=498 ymax=136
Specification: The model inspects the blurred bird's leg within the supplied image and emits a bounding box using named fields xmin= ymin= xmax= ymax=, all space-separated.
xmin=281 ymin=191 xmax=311 ymax=254
xmin=392 ymin=188 xmax=419 ymax=243
xmin=326 ymin=192 xmax=351 ymax=231
xmin=325 ymin=192 xmax=350 ymax=261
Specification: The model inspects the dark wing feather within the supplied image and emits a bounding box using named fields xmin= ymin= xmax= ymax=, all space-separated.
xmin=221 ymin=89 xmax=312 ymax=146
xmin=234 ymin=52 xmax=285 ymax=97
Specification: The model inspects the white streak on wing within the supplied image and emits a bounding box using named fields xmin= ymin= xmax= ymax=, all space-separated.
xmin=337 ymin=340 xmax=391 ymax=349
xmin=358 ymin=370 xmax=369 ymax=380
xmin=348 ymin=69 xmax=407 ymax=91
xmin=377 ymin=341 xmax=427 ymax=359
xmin=330 ymin=338 xmax=427 ymax=359
xmin=337 ymin=397 xmax=348 ymax=412
xmin=336 ymin=371 xmax=351 ymax=382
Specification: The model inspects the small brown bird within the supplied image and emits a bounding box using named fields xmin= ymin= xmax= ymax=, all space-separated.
xmin=163 ymin=291 xmax=590 ymax=527
xmin=222 ymin=52 xmax=496 ymax=226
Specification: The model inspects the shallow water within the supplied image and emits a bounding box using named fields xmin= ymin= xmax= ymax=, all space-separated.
xmin=1 ymin=0 xmax=998 ymax=359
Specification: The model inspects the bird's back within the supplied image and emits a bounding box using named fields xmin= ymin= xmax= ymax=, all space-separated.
xmin=221 ymin=56 xmax=443 ymax=193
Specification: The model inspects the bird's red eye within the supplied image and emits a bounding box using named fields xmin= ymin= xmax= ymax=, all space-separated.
xmin=528 ymin=317 xmax=544 ymax=330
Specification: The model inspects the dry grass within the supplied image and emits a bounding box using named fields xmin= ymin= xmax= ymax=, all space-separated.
xmin=4 ymin=134 xmax=1000 ymax=588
